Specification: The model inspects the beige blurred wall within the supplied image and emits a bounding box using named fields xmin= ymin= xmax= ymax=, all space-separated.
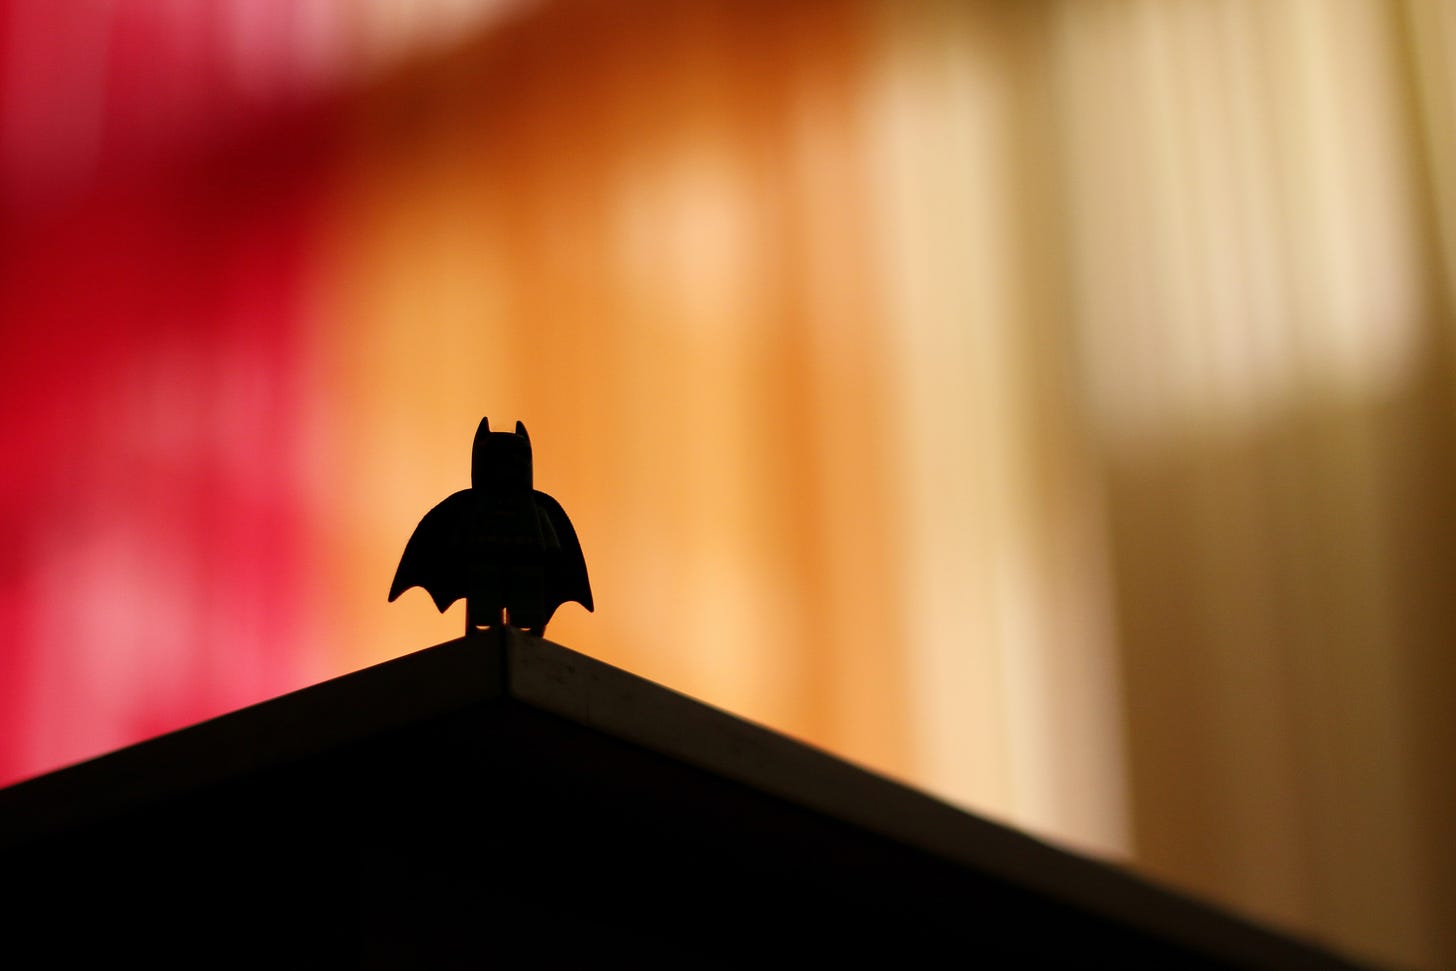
xmin=310 ymin=2 xmax=1456 ymax=967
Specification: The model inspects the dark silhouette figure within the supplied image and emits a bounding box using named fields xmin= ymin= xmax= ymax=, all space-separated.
xmin=389 ymin=417 xmax=593 ymax=636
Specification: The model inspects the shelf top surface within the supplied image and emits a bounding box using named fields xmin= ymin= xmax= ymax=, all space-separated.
xmin=0 ymin=627 xmax=1373 ymax=970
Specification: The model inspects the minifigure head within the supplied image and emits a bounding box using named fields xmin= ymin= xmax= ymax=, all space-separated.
xmin=471 ymin=417 xmax=533 ymax=495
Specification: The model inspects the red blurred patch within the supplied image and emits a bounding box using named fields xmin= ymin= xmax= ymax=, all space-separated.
xmin=0 ymin=0 xmax=348 ymax=784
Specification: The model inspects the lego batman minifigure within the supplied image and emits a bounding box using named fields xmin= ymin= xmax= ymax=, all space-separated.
xmin=389 ymin=418 xmax=593 ymax=636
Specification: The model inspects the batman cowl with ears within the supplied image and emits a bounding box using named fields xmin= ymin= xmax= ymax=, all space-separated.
xmin=388 ymin=418 xmax=593 ymax=636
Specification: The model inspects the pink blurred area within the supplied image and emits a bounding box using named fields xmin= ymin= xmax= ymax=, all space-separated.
xmin=0 ymin=0 xmax=357 ymax=784
xmin=1 ymin=0 xmax=553 ymax=788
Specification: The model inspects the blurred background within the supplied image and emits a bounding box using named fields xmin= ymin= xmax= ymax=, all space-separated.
xmin=3 ymin=0 xmax=1454 ymax=967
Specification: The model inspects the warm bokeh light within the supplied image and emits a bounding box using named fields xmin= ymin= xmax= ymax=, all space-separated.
xmin=3 ymin=2 xmax=1454 ymax=969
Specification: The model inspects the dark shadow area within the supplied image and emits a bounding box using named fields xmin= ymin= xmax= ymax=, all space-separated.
xmin=0 ymin=630 xmax=1363 ymax=968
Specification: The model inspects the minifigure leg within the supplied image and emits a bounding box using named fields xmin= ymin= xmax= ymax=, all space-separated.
xmin=466 ymin=600 xmax=506 ymax=635
xmin=504 ymin=570 xmax=547 ymax=634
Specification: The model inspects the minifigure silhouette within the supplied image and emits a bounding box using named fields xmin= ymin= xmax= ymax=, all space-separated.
xmin=389 ymin=417 xmax=593 ymax=636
